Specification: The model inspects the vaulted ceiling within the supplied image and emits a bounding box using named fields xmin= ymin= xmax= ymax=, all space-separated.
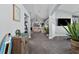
xmin=23 ymin=4 xmax=79 ymax=21
xmin=23 ymin=4 xmax=57 ymax=20
xmin=58 ymin=4 xmax=79 ymax=16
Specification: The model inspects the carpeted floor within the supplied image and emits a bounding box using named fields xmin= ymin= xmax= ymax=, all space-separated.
xmin=28 ymin=32 xmax=74 ymax=54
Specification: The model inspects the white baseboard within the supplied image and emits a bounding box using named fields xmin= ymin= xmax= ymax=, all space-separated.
xmin=49 ymin=35 xmax=55 ymax=39
xmin=29 ymin=35 xmax=31 ymax=38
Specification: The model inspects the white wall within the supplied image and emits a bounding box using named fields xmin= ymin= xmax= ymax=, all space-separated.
xmin=0 ymin=4 xmax=30 ymax=45
xmin=49 ymin=10 xmax=72 ymax=39
xmin=55 ymin=10 xmax=72 ymax=36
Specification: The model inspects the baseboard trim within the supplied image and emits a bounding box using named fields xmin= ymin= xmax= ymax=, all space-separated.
xmin=49 ymin=35 xmax=55 ymax=39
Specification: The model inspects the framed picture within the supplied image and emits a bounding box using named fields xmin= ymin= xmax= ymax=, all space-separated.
xmin=13 ymin=4 xmax=20 ymax=22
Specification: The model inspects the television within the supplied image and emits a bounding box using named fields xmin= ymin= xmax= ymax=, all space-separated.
xmin=57 ymin=18 xmax=71 ymax=26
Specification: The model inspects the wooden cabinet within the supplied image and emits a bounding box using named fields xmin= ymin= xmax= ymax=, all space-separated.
xmin=11 ymin=36 xmax=29 ymax=54
xmin=11 ymin=37 xmax=22 ymax=54
xmin=11 ymin=37 xmax=29 ymax=54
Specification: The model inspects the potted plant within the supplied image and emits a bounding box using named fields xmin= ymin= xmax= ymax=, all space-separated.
xmin=63 ymin=21 xmax=79 ymax=53
xmin=15 ymin=29 xmax=21 ymax=37
xmin=44 ymin=26 xmax=49 ymax=36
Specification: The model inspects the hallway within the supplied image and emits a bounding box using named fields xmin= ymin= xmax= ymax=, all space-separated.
xmin=28 ymin=32 xmax=73 ymax=54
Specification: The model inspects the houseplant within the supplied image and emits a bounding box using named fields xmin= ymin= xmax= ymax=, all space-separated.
xmin=63 ymin=21 xmax=79 ymax=53
xmin=44 ymin=26 xmax=49 ymax=36
xmin=15 ymin=29 xmax=21 ymax=37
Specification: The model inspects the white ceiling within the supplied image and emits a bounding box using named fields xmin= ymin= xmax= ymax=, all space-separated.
xmin=23 ymin=4 xmax=79 ymax=21
xmin=23 ymin=4 xmax=57 ymax=20
xmin=58 ymin=4 xmax=79 ymax=15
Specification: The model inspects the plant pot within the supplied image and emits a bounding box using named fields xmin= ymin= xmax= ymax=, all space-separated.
xmin=71 ymin=39 xmax=79 ymax=53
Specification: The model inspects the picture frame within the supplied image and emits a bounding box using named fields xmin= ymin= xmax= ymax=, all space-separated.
xmin=13 ymin=4 xmax=20 ymax=22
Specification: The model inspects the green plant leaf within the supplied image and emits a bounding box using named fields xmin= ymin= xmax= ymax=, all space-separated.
xmin=63 ymin=21 xmax=79 ymax=40
xmin=63 ymin=26 xmax=70 ymax=34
